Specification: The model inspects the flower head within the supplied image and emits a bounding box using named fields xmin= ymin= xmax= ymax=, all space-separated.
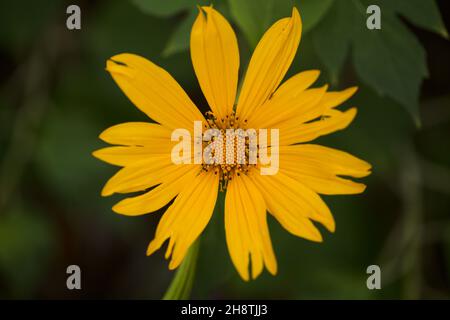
xmin=93 ymin=6 xmax=371 ymax=281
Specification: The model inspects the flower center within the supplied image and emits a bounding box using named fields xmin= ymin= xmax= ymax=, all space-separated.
xmin=201 ymin=111 xmax=257 ymax=191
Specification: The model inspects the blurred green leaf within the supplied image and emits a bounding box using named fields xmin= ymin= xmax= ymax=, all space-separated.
xmin=313 ymin=0 xmax=430 ymax=126
xmin=384 ymin=0 xmax=448 ymax=38
xmin=163 ymin=8 xmax=198 ymax=57
xmin=295 ymin=0 xmax=334 ymax=33
xmin=85 ymin=1 xmax=171 ymax=60
xmin=312 ymin=1 xmax=354 ymax=84
xmin=228 ymin=0 xmax=279 ymax=48
xmin=34 ymin=106 xmax=109 ymax=207
xmin=132 ymin=0 xmax=195 ymax=17
xmin=229 ymin=0 xmax=333 ymax=48
xmin=352 ymin=2 xmax=427 ymax=127
xmin=0 ymin=1 xmax=64 ymax=56
xmin=133 ymin=0 xmax=219 ymax=57
xmin=0 ymin=205 xmax=55 ymax=298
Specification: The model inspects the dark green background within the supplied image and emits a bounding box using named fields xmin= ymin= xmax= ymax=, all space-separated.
xmin=0 ymin=0 xmax=449 ymax=299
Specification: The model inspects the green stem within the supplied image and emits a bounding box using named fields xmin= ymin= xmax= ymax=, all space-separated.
xmin=400 ymin=146 xmax=423 ymax=299
xmin=162 ymin=239 xmax=200 ymax=300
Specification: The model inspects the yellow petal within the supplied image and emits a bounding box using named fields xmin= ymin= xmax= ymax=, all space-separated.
xmin=101 ymin=156 xmax=177 ymax=196
xmin=147 ymin=171 xmax=219 ymax=269
xmin=279 ymin=108 xmax=357 ymax=145
xmin=236 ymin=7 xmax=302 ymax=122
xmin=247 ymin=70 xmax=320 ymax=128
xmin=279 ymin=144 xmax=372 ymax=178
xmin=225 ymin=174 xmax=277 ymax=281
xmin=281 ymin=167 xmax=366 ymax=195
xmin=92 ymin=145 xmax=173 ymax=167
xmin=112 ymin=166 xmax=198 ymax=215
xmin=250 ymin=170 xmax=334 ymax=235
xmin=251 ymin=83 xmax=358 ymax=130
xmin=321 ymin=87 xmax=358 ymax=110
xmin=270 ymin=70 xmax=320 ymax=100
xmin=106 ymin=53 xmax=205 ymax=130
xmin=250 ymin=85 xmax=327 ymax=129
xmin=99 ymin=122 xmax=172 ymax=146
xmin=190 ymin=6 xmax=239 ymax=121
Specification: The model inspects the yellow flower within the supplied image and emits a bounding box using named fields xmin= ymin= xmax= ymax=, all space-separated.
xmin=93 ymin=6 xmax=371 ymax=281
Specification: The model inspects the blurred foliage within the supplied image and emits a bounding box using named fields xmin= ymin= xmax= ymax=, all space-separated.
xmin=227 ymin=0 xmax=335 ymax=48
xmin=135 ymin=0 xmax=447 ymax=124
xmin=313 ymin=0 xmax=446 ymax=126
xmin=133 ymin=0 xmax=200 ymax=17
xmin=0 ymin=0 xmax=449 ymax=299
xmin=0 ymin=202 xmax=55 ymax=298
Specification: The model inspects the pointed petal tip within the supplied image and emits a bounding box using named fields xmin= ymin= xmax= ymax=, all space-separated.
xmin=340 ymin=107 xmax=358 ymax=129
xmin=112 ymin=202 xmax=136 ymax=216
xmin=327 ymin=221 xmax=336 ymax=233
xmin=291 ymin=7 xmax=302 ymax=28
xmin=240 ymin=272 xmax=250 ymax=282
xmin=109 ymin=53 xmax=132 ymax=63
xmin=346 ymin=86 xmax=359 ymax=98
xmin=106 ymin=55 xmax=125 ymax=69
xmin=91 ymin=149 xmax=100 ymax=159
xmin=105 ymin=60 xmax=115 ymax=73
xmin=251 ymin=269 xmax=262 ymax=281
xmin=146 ymin=241 xmax=159 ymax=256
xmin=101 ymin=185 xmax=115 ymax=196
xmin=198 ymin=4 xmax=215 ymax=16
xmin=301 ymin=69 xmax=321 ymax=85
xmin=196 ymin=5 xmax=205 ymax=15
xmin=105 ymin=61 xmax=134 ymax=78
xmin=311 ymin=69 xmax=321 ymax=77
xmin=97 ymin=125 xmax=118 ymax=143
xmin=165 ymin=241 xmax=174 ymax=260
xmin=112 ymin=200 xmax=151 ymax=216
xmin=267 ymin=262 xmax=278 ymax=276
xmin=111 ymin=204 xmax=122 ymax=214
xmin=101 ymin=189 xmax=112 ymax=197
xmin=310 ymin=230 xmax=324 ymax=243
xmin=348 ymin=107 xmax=358 ymax=117
xmin=168 ymin=253 xmax=184 ymax=270
xmin=98 ymin=130 xmax=107 ymax=142
xmin=360 ymin=184 xmax=367 ymax=193
xmin=100 ymin=177 xmax=115 ymax=197
xmin=168 ymin=261 xmax=178 ymax=270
